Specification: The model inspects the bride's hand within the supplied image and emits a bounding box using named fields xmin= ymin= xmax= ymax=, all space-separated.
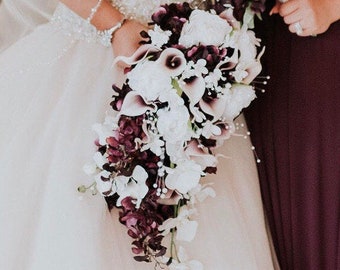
xmin=112 ymin=20 xmax=148 ymax=58
xmin=271 ymin=0 xmax=340 ymax=36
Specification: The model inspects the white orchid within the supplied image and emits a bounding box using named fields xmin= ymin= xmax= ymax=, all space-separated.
xmin=189 ymin=105 xmax=206 ymax=124
xmin=201 ymin=120 xmax=222 ymax=139
xmin=115 ymin=165 xmax=149 ymax=208
xmin=95 ymin=170 xmax=115 ymax=196
xmin=185 ymin=140 xmax=217 ymax=170
xmin=187 ymin=183 xmax=216 ymax=205
xmin=165 ymin=159 xmax=202 ymax=194
xmin=159 ymin=206 xmax=198 ymax=242
xmin=83 ymin=152 xmax=114 ymax=196
xmin=168 ymin=246 xmax=203 ymax=270
xmin=92 ymin=114 xmax=118 ymax=145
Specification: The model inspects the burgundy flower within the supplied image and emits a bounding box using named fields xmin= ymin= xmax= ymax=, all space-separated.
xmin=118 ymin=194 xmax=174 ymax=262
xmin=210 ymin=0 xmax=266 ymax=21
xmin=151 ymin=3 xmax=193 ymax=45
xmin=186 ymin=45 xmax=232 ymax=72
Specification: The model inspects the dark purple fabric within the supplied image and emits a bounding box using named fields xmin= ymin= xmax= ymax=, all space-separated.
xmin=245 ymin=8 xmax=340 ymax=270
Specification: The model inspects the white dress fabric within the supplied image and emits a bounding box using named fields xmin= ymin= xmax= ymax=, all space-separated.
xmin=0 ymin=0 xmax=57 ymax=52
xmin=0 ymin=1 xmax=277 ymax=269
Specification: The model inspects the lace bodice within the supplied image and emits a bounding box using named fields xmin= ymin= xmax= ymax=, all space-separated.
xmin=111 ymin=0 xmax=190 ymax=24
xmin=51 ymin=1 xmax=191 ymax=47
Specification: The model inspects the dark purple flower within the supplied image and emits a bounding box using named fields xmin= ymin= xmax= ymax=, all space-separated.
xmin=210 ymin=0 xmax=266 ymax=21
xmin=151 ymin=3 xmax=193 ymax=45
xmin=118 ymin=194 xmax=175 ymax=263
xmin=186 ymin=45 xmax=232 ymax=72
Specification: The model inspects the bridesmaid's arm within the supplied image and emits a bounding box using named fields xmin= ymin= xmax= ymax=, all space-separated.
xmin=271 ymin=0 xmax=340 ymax=36
xmin=59 ymin=0 xmax=147 ymax=56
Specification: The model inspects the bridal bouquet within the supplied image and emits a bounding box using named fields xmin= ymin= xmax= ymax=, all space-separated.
xmin=80 ymin=1 xmax=264 ymax=269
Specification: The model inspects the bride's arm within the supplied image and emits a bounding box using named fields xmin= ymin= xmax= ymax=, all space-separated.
xmin=60 ymin=0 xmax=124 ymax=30
xmin=59 ymin=0 xmax=147 ymax=56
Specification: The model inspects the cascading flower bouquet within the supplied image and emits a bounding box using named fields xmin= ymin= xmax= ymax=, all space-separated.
xmin=80 ymin=1 xmax=265 ymax=269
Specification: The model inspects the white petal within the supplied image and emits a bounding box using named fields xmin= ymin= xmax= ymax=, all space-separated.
xmin=176 ymin=219 xmax=198 ymax=242
xmin=83 ymin=162 xmax=96 ymax=175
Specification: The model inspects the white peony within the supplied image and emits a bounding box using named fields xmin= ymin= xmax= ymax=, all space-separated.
xmin=127 ymin=60 xmax=173 ymax=102
xmin=179 ymin=9 xmax=232 ymax=47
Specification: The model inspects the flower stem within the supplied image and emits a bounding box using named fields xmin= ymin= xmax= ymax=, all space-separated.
xmin=77 ymin=182 xmax=97 ymax=195
xmin=170 ymin=203 xmax=181 ymax=262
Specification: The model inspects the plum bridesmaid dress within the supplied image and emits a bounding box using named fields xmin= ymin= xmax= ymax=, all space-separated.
xmin=246 ymin=2 xmax=340 ymax=269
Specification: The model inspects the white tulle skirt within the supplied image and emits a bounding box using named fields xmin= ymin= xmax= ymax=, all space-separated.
xmin=0 ymin=3 xmax=277 ymax=270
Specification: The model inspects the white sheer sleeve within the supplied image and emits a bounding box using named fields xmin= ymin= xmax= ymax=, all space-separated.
xmin=0 ymin=0 xmax=58 ymax=52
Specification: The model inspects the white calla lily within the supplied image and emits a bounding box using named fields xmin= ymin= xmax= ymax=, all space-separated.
xmin=156 ymin=47 xmax=187 ymax=77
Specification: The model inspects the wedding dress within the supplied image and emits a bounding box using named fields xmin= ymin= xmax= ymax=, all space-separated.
xmin=0 ymin=1 xmax=277 ymax=269
xmin=0 ymin=0 xmax=57 ymax=51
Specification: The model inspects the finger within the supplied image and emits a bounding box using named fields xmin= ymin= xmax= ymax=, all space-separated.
xmin=270 ymin=2 xmax=281 ymax=15
xmin=296 ymin=29 xmax=313 ymax=37
xmin=282 ymin=9 xmax=302 ymax=25
xmin=279 ymin=0 xmax=299 ymax=17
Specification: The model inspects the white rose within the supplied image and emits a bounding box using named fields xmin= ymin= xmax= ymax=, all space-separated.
xmin=179 ymin=9 xmax=232 ymax=47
